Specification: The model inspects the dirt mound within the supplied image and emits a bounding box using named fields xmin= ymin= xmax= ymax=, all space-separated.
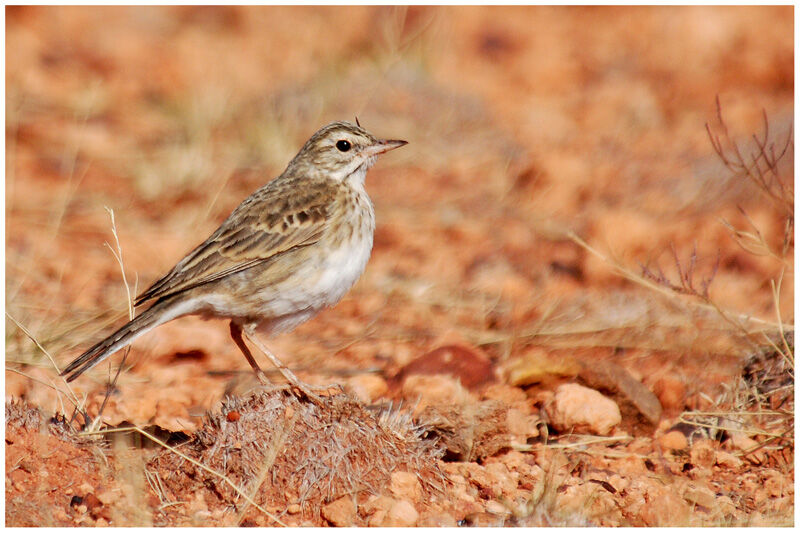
xmin=147 ymin=390 xmax=445 ymax=526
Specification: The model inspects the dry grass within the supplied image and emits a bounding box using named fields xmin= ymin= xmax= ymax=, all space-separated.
xmin=146 ymin=389 xmax=444 ymax=525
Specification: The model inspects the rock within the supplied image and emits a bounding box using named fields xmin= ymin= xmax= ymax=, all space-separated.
xmin=482 ymin=383 xmax=529 ymax=405
xmin=364 ymin=496 xmax=394 ymax=526
xmin=286 ymin=504 xmax=301 ymax=515
xmin=557 ymin=482 xmax=619 ymax=525
xmin=321 ymin=496 xmax=356 ymax=527
xmin=714 ymin=450 xmax=742 ymax=469
xmin=367 ymin=497 xmax=419 ymax=527
xmin=96 ymin=489 xmax=120 ymax=506
xmin=418 ymin=399 xmax=510 ymax=461
xmin=506 ymin=408 xmax=538 ymax=440
xmin=683 ymin=485 xmax=715 ymax=509
xmin=714 ymin=495 xmax=737 ymax=518
xmin=386 ymin=500 xmax=419 ymax=527
xmin=641 ymin=486 xmax=690 ymax=526
xmin=659 ymin=430 xmax=688 ymax=450
xmin=345 ymin=374 xmax=388 ymax=403
xmin=396 ymin=344 xmax=495 ymax=390
xmin=401 ymin=374 xmax=473 ymax=414
xmin=419 ymin=512 xmax=457 ymax=527
xmin=9 ymin=469 xmax=27 ymax=490
xmin=484 ymin=462 xmax=518 ymax=497
xmin=547 ymin=384 xmax=621 ymax=435
xmin=652 ymin=375 xmax=685 ymax=410
xmin=763 ymin=469 xmax=789 ymax=498
xmin=390 ymin=471 xmax=422 ymax=501
xmin=729 ymin=432 xmax=766 ymax=464
xmin=690 ymin=439 xmax=716 ymax=468
xmin=83 ymin=493 xmax=102 ymax=515
xmin=485 ymin=500 xmax=510 ymax=516
xmin=504 ymin=347 xmax=580 ymax=386
xmin=578 ymin=360 xmax=662 ymax=425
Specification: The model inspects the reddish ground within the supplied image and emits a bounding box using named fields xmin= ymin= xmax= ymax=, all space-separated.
xmin=6 ymin=6 xmax=793 ymax=526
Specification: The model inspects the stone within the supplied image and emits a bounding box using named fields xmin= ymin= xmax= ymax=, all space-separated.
xmin=96 ymin=489 xmax=120 ymax=506
xmin=364 ymin=496 xmax=394 ymax=526
xmin=641 ymin=485 xmax=691 ymax=526
xmin=714 ymin=450 xmax=742 ymax=469
xmin=547 ymin=384 xmax=621 ymax=435
xmin=419 ymin=512 xmax=457 ymax=527
xmin=389 ymin=471 xmax=422 ymax=501
xmin=396 ymin=344 xmax=495 ymax=390
xmin=385 ymin=499 xmax=419 ymax=527
xmin=321 ymin=496 xmax=356 ymax=527
xmin=346 ymin=374 xmax=388 ymax=403
xmin=659 ymin=430 xmax=688 ymax=450
xmin=652 ymin=375 xmax=685 ymax=410
xmin=401 ymin=374 xmax=473 ymax=414
xmin=683 ymin=485 xmax=715 ymax=509
xmin=485 ymin=500 xmax=510 ymax=516
xmin=690 ymin=439 xmax=716 ymax=468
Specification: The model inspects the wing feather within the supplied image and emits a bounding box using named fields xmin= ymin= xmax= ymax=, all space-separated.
xmin=134 ymin=177 xmax=335 ymax=305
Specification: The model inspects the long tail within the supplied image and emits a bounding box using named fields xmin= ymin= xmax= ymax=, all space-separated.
xmin=61 ymin=299 xmax=175 ymax=382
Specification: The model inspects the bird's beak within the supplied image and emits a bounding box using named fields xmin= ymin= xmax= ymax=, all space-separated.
xmin=364 ymin=139 xmax=408 ymax=157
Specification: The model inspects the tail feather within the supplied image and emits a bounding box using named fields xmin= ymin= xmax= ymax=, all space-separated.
xmin=61 ymin=300 xmax=172 ymax=382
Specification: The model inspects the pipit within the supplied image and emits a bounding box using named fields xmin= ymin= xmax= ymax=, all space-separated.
xmin=62 ymin=121 xmax=406 ymax=400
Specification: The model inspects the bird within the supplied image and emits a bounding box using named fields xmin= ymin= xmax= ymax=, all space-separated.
xmin=61 ymin=120 xmax=407 ymax=401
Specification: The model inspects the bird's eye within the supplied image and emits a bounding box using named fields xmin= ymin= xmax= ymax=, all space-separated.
xmin=336 ymin=140 xmax=351 ymax=152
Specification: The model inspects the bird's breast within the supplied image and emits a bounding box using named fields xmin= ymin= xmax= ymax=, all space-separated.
xmin=313 ymin=189 xmax=375 ymax=306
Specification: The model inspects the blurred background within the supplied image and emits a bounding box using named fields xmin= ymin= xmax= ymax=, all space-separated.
xmin=6 ymin=5 xmax=793 ymax=424
xmin=4 ymin=6 xmax=795 ymax=526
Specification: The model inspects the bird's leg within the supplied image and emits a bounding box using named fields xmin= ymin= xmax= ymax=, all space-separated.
xmin=229 ymin=322 xmax=271 ymax=385
xmin=239 ymin=323 xmax=341 ymax=404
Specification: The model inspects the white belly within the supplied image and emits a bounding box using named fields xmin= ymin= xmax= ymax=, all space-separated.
xmin=313 ymin=235 xmax=373 ymax=307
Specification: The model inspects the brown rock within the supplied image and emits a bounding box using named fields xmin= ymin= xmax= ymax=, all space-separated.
xmin=321 ymin=496 xmax=356 ymax=527
xmin=418 ymin=399 xmax=509 ymax=461
xmin=83 ymin=493 xmax=102 ymax=514
xmin=729 ymin=433 xmax=766 ymax=464
xmin=578 ymin=360 xmax=662 ymax=425
xmin=8 ymin=469 xmax=27 ymax=489
xmin=641 ymin=485 xmax=691 ymax=526
xmin=397 ymin=344 xmax=495 ymax=390
xmin=485 ymin=500 xmax=510 ymax=516
xmin=364 ymin=495 xmax=394 ymax=526
xmin=652 ymin=375 xmax=685 ymax=410
xmin=683 ymin=485 xmax=715 ymax=509
xmin=763 ymin=469 xmax=789 ymax=498
xmin=419 ymin=512 xmax=457 ymax=527
xmin=389 ymin=471 xmax=422 ymax=501
xmin=346 ymin=374 xmax=388 ymax=403
xmin=690 ymin=439 xmax=716 ymax=468
xmin=659 ymin=430 xmax=688 ymax=450
xmin=484 ymin=462 xmax=518 ymax=497
xmin=401 ymin=374 xmax=473 ymax=414
xmin=714 ymin=450 xmax=742 ymax=469
xmin=482 ymin=383 xmax=529 ymax=405
xmin=286 ymin=504 xmax=301 ymax=515
xmin=96 ymin=489 xmax=120 ymax=506
xmin=386 ymin=499 xmax=419 ymax=527
xmin=505 ymin=408 xmax=535 ymax=438
xmin=547 ymin=384 xmax=621 ymax=435
xmin=714 ymin=495 xmax=736 ymax=518
xmin=504 ymin=347 xmax=580 ymax=386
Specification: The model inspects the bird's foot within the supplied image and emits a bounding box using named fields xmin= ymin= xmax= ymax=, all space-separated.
xmin=255 ymin=371 xmax=342 ymax=406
